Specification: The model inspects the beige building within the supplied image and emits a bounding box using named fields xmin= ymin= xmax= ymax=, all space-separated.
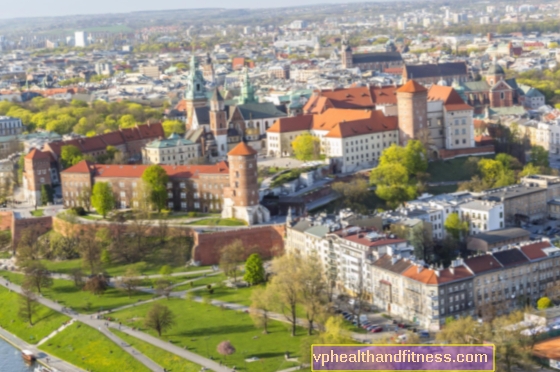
xmin=479 ymin=184 xmax=548 ymax=225
xmin=142 ymin=133 xmax=201 ymax=166
xmin=266 ymin=115 xmax=313 ymax=157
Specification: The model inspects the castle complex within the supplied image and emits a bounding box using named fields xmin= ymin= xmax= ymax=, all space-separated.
xmin=60 ymin=142 xmax=270 ymax=225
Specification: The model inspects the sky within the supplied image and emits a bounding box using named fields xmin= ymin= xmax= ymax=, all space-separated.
xmin=1 ymin=0 xmax=371 ymax=19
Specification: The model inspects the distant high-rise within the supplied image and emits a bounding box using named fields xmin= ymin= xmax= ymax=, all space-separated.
xmin=75 ymin=31 xmax=87 ymax=47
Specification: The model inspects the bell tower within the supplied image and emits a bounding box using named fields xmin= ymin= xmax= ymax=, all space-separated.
xmin=209 ymin=88 xmax=228 ymax=156
xmin=185 ymin=54 xmax=208 ymax=129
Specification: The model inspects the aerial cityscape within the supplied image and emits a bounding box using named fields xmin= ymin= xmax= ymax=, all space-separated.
xmin=3 ymin=0 xmax=560 ymax=371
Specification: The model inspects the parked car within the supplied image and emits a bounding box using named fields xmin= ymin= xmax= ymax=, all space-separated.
xmin=370 ymin=326 xmax=383 ymax=333
xmin=419 ymin=330 xmax=430 ymax=339
xmin=545 ymin=226 xmax=552 ymax=231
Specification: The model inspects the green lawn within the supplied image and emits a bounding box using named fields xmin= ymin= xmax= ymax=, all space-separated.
xmin=111 ymin=329 xmax=201 ymax=372
xmin=190 ymin=284 xmax=257 ymax=306
xmin=172 ymin=273 xmax=228 ymax=291
xmin=186 ymin=218 xmax=246 ymax=226
xmin=39 ymin=259 xmax=212 ymax=277
xmin=0 ymin=286 xmax=70 ymax=344
xmin=30 ymin=209 xmax=44 ymax=217
xmin=0 ymin=271 xmax=155 ymax=314
xmin=427 ymin=155 xmax=493 ymax=183
xmin=111 ymin=298 xmax=306 ymax=371
xmin=40 ymin=322 xmax=151 ymax=372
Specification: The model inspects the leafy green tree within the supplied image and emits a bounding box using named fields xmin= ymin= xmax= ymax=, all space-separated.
xmin=162 ymin=120 xmax=186 ymax=136
xmin=243 ymin=253 xmax=265 ymax=285
xmin=144 ymin=303 xmax=176 ymax=337
xmin=60 ymin=145 xmax=84 ymax=168
xmin=519 ymin=163 xmax=541 ymax=177
xmin=90 ymin=182 xmax=114 ymax=218
xmin=22 ymin=261 xmax=53 ymax=295
xmin=292 ymin=133 xmax=320 ymax=161
xmin=404 ymin=140 xmax=428 ymax=175
xmin=530 ymin=145 xmax=549 ymax=167
xmin=40 ymin=184 xmax=53 ymax=205
xmin=141 ymin=165 xmax=169 ymax=212
xmin=370 ymin=163 xmax=416 ymax=208
xmin=444 ymin=213 xmax=469 ymax=241
xmin=537 ymin=296 xmax=553 ymax=310
xmin=118 ymin=114 xmax=136 ymax=128
xmin=159 ymin=265 xmax=172 ymax=276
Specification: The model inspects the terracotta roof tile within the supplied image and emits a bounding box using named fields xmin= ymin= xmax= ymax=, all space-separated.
xmin=267 ymin=115 xmax=314 ymax=133
xmin=463 ymin=255 xmax=502 ymax=274
xmin=520 ymin=241 xmax=551 ymax=260
xmin=228 ymin=142 xmax=257 ymax=156
xmin=25 ymin=148 xmax=52 ymax=160
xmin=324 ymin=111 xmax=398 ymax=139
xmin=396 ymin=80 xmax=427 ymax=93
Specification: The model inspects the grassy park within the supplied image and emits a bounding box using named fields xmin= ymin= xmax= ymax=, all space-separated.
xmin=111 ymin=298 xmax=306 ymax=372
xmin=40 ymin=322 xmax=151 ymax=372
xmin=0 ymin=271 xmax=155 ymax=314
xmin=111 ymin=329 xmax=201 ymax=372
xmin=186 ymin=218 xmax=246 ymax=226
xmin=172 ymin=273 xmax=228 ymax=291
xmin=0 ymin=286 xmax=70 ymax=344
xmin=30 ymin=209 xmax=44 ymax=217
xmin=39 ymin=258 xmax=212 ymax=277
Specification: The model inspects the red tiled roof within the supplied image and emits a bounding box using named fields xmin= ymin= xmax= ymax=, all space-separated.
xmin=232 ymin=57 xmax=245 ymax=69
xmin=427 ymin=85 xmax=472 ymax=111
xmin=63 ymin=161 xmax=230 ymax=179
xmin=267 ymin=115 xmax=314 ymax=133
xmin=324 ymin=112 xmax=398 ymax=139
xmin=520 ymin=241 xmax=551 ymax=260
xmin=99 ymin=131 xmax=126 ymax=147
xmin=25 ymin=148 xmax=51 ymax=160
xmin=369 ymin=85 xmax=398 ymax=106
xmin=228 ymin=142 xmax=257 ymax=156
xmin=396 ymin=80 xmax=427 ymax=93
xmin=401 ymin=264 xmax=472 ymax=285
xmin=463 ymin=255 xmax=502 ymax=274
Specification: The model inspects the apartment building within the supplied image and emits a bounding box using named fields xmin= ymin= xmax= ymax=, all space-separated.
xmin=0 ymin=116 xmax=24 ymax=136
xmin=478 ymin=184 xmax=548 ymax=225
xmin=458 ymin=200 xmax=504 ymax=234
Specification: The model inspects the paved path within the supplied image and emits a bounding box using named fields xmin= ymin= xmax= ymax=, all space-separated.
xmin=0 ymin=279 xmax=230 ymax=372
xmin=0 ymin=324 xmax=86 ymax=372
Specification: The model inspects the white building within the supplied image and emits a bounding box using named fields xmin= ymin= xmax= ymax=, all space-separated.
xmin=458 ymin=200 xmax=505 ymax=235
xmin=74 ymin=31 xmax=87 ymax=47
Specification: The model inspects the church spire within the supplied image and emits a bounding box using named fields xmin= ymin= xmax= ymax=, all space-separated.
xmin=239 ymin=67 xmax=256 ymax=104
xmin=185 ymin=53 xmax=206 ymax=101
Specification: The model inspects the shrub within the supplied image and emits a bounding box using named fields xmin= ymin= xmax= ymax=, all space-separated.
xmin=187 ymin=211 xmax=197 ymax=218
xmin=70 ymin=206 xmax=86 ymax=216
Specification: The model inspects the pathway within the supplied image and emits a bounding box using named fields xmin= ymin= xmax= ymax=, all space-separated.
xmin=37 ymin=319 xmax=76 ymax=346
xmin=0 ymin=279 xmax=231 ymax=372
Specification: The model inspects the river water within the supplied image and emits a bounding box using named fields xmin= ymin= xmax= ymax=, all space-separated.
xmin=0 ymin=338 xmax=35 ymax=372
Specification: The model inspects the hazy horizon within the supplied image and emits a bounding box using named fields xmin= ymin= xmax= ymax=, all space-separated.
xmin=1 ymin=0 xmax=387 ymax=20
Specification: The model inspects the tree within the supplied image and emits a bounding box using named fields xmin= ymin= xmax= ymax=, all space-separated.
xmin=40 ymin=184 xmax=53 ymax=205
xmin=243 ymin=253 xmax=265 ymax=285
xmin=16 ymin=228 xmax=45 ymax=262
xmin=18 ymin=288 xmax=39 ymax=325
xmin=144 ymin=303 xmax=176 ymax=337
xmin=331 ymin=177 xmax=370 ymax=213
xmin=537 ymin=296 xmax=553 ymax=310
xmin=444 ymin=213 xmax=469 ymax=241
xmin=530 ymin=145 xmax=549 ymax=167
xmin=219 ymin=240 xmax=245 ymax=283
xmin=118 ymin=114 xmax=136 ymax=128
xmin=519 ymin=163 xmax=541 ymax=178
xmin=22 ymin=261 xmax=52 ymax=294
xmin=141 ymin=165 xmax=169 ymax=212
xmin=77 ymin=229 xmax=101 ymax=275
xmin=370 ymin=163 xmax=416 ymax=208
xmin=159 ymin=265 xmax=172 ymax=276
xmin=299 ymin=255 xmax=327 ymax=335
xmin=410 ymin=224 xmax=433 ymax=262
xmin=60 ymin=145 xmax=83 ymax=169
xmin=292 ymin=133 xmax=320 ymax=161
xmin=83 ymin=274 xmax=108 ymax=295
xmin=249 ymin=286 xmax=274 ymax=333
xmin=154 ymin=278 xmax=173 ymax=300
xmin=269 ymin=254 xmax=301 ymax=336
xmin=162 ymin=120 xmax=186 ymax=136
xmin=71 ymin=268 xmax=84 ymax=288
xmin=91 ymin=182 xmax=114 ymax=218
xmin=217 ymin=340 xmax=236 ymax=359
xmin=117 ymin=267 xmax=141 ymax=298
xmin=491 ymin=311 xmax=532 ymax=372
xmin=76 ymin=185 xmax=92 ymax=211
xmin=404 ymin=140 xmax=428 ymax=175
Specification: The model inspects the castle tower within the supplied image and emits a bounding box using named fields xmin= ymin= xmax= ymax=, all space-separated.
xmin=221 ymin=142 xmax=270 ymax=225
xmin=202 ymin=52 xmax=215 ymax=83
xmin=185 ymin=54 xmax=207 ymax=129
xmin=23 ymin=149 xmax=53 ymax=206
xmin=396 ymin=80 xmax=428 ymax=145
xmin=209 ymin=88 xmax=228 ymax=156
xmin=484 ymin=60 xmax=505 ymax=86
xmin=341 ymin=40 xmax=353 ymax=69
xmin=238 ymin=68 xmax=256 ymax=104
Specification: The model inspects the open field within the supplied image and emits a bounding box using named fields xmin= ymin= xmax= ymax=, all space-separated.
xmin=0 ymin=271 xmax=155 ymax=314
xmin=40 ymin=322 xmax=150 ymax=372
xmin=111 ymin=298 xmax=306 ymax=371
xmin=0 ymin=286 xmax=70 ymax=344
